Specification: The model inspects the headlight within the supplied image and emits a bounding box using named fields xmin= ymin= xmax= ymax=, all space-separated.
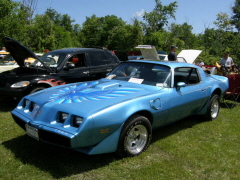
xmin=59 ymin=112 xmax=69 ymax=123
xmin=11 ymin=81 xmax=30 ymax=88
xmin=73 ymin=116 xmax=83 ymax=127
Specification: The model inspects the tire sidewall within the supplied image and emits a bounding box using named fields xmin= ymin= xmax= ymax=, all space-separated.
xmin=207 ymin=94 xmax=220 ymax=120
xmin=118 ymin=115 xmax=152 ymax=157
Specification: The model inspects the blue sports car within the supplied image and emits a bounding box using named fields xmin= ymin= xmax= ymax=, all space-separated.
xmin=12 ymin=60 xmax=229 ymax=157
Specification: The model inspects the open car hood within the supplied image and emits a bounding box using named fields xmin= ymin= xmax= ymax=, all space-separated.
xmin=177 ymin=50 xmax=202 ymax=64
xmin=136 ymin=45 xmax=202 ymax=64
xmin=2 ymin=37 xmax=52 ymax=73
xmin=136 ymin=45 xmax=160 ymax=60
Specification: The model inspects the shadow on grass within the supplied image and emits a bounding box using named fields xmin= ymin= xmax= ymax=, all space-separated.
xmin=1 ymin=114 xmax=208 ymax=179
xmin=151 ymin=115 xmax=206 ymax=143
xmin=220 ymin=101 xmax=239 ymax=109
xmin=2 ymin=135 xmax=119 ymax=179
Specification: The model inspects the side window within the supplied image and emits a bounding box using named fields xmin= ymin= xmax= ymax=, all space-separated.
xmin=106 ymin=51 xmax=119 ymax=64
xmin=89 ymin=51 xmax=109 ymax=66
xmin=67 ymin=53 xmax=86 ymax=67
xmin=174 ymin=67 xmax=190 ymax=87
xmin=187 ymin=68 xmax=200 ymax=85
xmin=174 ymin=67 xmax=200 ymax=87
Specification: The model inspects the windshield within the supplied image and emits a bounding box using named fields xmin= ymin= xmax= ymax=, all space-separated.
xmin=106 ymin=62 xmax=171 ymax=87
xmin=30 ymin=51 xmax=67 ymax=69
xmin=0 ymin=55 xmax=16 ymax=65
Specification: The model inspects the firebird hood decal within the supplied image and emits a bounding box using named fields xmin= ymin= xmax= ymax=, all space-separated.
xmin=49 ymin=81 xmax=142 ymax=104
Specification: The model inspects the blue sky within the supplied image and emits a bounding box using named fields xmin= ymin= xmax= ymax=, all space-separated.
xmin=22 ymin=0 xmax=235 ymax=34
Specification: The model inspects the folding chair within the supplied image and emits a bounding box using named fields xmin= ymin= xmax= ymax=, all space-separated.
xmin=222 ymin=86 xmax=240 ymax=109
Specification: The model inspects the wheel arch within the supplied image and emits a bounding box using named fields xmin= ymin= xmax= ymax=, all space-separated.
xmin=212 ymin=88 xmax=222 ymax=98
xmin=27 ymin=82 xmax=52 ymax=94
xmin=127 ymin=110 xmax=154 ymax=126
xmin=197 ymin=88 xmax=221 ymax=116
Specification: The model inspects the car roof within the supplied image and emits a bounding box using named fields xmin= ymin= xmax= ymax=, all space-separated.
xmin=127 ymin=60 xmax=200 ymax=69
xmin=50 ymin=48 xmax=110 ymax=54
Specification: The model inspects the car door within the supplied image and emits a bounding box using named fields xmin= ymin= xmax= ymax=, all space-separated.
xmin=87 ymin=50 xmax=118 ymax=80
xmin=58 ymin=53 xmax=92 ymax=83
xmin=166 ymin=67 xmax=208 ymax=123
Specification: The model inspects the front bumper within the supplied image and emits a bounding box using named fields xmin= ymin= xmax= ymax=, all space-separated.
xmin=0 ymin=87 xmax=28 ymax=98
xmin=11 ymin=111 xmax=74 ymax=148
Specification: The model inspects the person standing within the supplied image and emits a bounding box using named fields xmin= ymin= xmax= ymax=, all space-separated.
xmin=0 ymin=47 xmax=7 ymax=59
xmin=220 ymin=52 xmax=234 ymax=68
xmin=168 ymin=45 xmax=178 ymax=61
xmin=197 ymin=59 xmax=204 ymax=66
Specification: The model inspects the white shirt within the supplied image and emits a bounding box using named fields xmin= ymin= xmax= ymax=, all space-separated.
xmin=0 ymin=50 xmax=6 ymax=58
xmin=220 ymin=57 xmax=233 ymax=67
xmin=197 ymin=62 xmax=204 ymax=66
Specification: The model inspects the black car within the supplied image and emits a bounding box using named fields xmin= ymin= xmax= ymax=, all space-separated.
xmin=0 ymin=37 xmax=120 ymax=99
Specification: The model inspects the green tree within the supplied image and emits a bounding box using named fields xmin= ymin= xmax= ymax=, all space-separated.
xmin=231 ymin=0 xmax=240 ymax=32
xmin=0 ymin=0 xmax=27 ymax=41
xmin=80 ymin=15 xmax=102 ymax=47
xmin=81 ymin=15 xmax=126 ymax=48
xmin=168 ymin=23 xmax=198 ymax=49
xmin=21 ymin=0 xmax=38 ymax=25
xmin=144 ymin=30 xmax=175 ymax=52
xmin=30 ymin=14 xmax=54 ymax=51
xmin=143 ymin=0 xmax=178 ymax=33
xmin=214 ymin=12 xmax=233 ymax=31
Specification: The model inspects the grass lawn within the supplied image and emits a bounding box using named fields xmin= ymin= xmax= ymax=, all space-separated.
xmin=0 ymin=98 xmax=239 ymax=180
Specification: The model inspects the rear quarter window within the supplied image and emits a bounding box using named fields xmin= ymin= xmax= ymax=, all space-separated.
xmin=106 ymin=51 xmax=120 ymax=64
xmin=89 ymin=51 xmax=110 ymax=66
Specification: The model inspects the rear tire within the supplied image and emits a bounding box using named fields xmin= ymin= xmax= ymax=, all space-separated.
xmin=117 ymin=115 xmax=152 ymax=157
xmin=203 ymin=94 xmax=220 ymax=120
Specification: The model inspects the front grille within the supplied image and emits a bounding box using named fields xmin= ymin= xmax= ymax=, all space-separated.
xmin=38 ymin=129 xmax=71 ymax=148
xmin=12 ymin=114 xmax=26 ymax=130
xmin=12 ymin=113 xmax=71 ymax=148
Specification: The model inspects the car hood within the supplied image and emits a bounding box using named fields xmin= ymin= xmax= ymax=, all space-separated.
xmin=23 ymin=79 xmax=162 ymax=116
xmin=136 ymin=45 xmax=160 ymax=60
xmin=136 ymin=45 xmax=202 ymax=63
xmin=177 ymin=50 xmax=202 ymax=64
xmin=2 ymin=37 xmax=52 ymax=73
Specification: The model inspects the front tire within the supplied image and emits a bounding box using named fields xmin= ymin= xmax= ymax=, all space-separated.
xmin=203 ymin=94 xmax=220 ymax=120
xmin=117 ymin=115 xmax=152 ymax=157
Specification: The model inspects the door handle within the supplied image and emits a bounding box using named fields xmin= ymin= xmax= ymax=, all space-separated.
xmin=83 ymin=71 xmax=89 ymax=74
xmin=107 ymin=69 xmax=112 ymax=72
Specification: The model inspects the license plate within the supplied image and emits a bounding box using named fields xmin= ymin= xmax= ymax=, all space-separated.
xmin=25 ymin=124 xmax=39 ymax=140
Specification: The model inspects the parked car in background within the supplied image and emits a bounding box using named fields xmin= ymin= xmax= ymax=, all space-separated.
xmin=0 ymin=52 xmax=43 ymax=73
xmin=12 ymin=60 xmax=228 ymax=157
xmin=24 ymin=53 xmax=44 ymax=66
xmin=136 ymin=45 xmax=202 ymax=63
xmin=0 ymin=52 xmax=18 ymax=72
xmin=0 ymin=37 xmax=120 ymax=99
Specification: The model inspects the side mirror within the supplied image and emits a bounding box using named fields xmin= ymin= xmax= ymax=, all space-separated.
xmin=66 ymin=63 xmax=75 ymax=69
xmin=176 ymin=82 xmax=186 ymax=91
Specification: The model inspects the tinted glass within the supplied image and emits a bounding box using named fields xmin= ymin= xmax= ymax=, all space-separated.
xmin=106 ymin=62 xmax=171 ymax=87
xmin=89 ymin=51 xmax=109 ymax=66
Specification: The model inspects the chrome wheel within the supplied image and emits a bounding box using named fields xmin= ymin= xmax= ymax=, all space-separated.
xmin=117 ymin=115 xmax=152 ymax=157
xmin=125 ymin=124 xmax=148 ymax=154
xmin=211 ymin=98 xmax=219 ymax=119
